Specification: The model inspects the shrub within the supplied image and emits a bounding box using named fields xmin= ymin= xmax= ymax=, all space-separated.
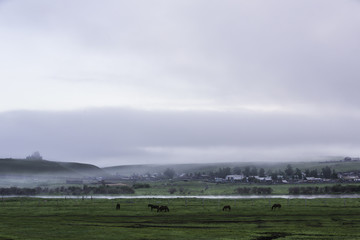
xmin=133 ymin=183 xmax=150 ymax=189
xmin=168 ymin=188 xmax=177 ymax=194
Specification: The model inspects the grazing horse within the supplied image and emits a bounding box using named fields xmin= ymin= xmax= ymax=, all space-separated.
xmin=116 ymin=203 xmax=120 ymax=210
xmin=271 ymin=204 xmax=281 ymax=210
xmin=148 ymin=204 xmax=159 ymax=211
xmin=157 ymin=205 xmax=169 ymax=212
xmin=223 ymin=205 xmax=231 ymax=211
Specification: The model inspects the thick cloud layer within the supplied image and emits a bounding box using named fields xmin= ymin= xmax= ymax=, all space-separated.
xmin=0 ymin=1 xmax=359 ymax=165
xmin=0 ymin=109 xmax=359 ymax=166
xmin=0 ymin=1 xmax=359 ymax=111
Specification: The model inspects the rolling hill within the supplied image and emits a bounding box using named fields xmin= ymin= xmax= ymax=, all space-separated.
xmin=102 ymin=162 xmax=246 ymax=176
xmin=102 ymin=160 xmax=360 ymax=177
xmin=0 ymin=158 xmax=106 ymax=177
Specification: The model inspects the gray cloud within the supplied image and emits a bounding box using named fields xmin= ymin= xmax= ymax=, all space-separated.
xmin=0 ymin=1 xmax=359 ymax=165
xmin=1 ymin=1 xmax=359 ymax=110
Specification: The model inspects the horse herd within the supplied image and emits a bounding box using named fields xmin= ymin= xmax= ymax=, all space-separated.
xmin=147 ymin=204 xmax=170 ymax=212
xmin=115 ymin=203 xmax=282 ymax=212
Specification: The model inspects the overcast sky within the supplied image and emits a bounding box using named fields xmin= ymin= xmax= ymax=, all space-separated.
xmin=0 ymin=0 xmax=360 ymax=166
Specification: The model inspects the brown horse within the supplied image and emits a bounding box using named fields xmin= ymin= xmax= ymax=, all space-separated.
xmin=157 ymin=205 xmax=169 ymax=212
xmin=223 ymin=205 xmax=231 ymax=211
xmin=148 ymin=204 xmax=159 ymax=211
xmin=116 ymin=203 xmax=120 ymax=210
xmin=271 ymin=204 xmax=281 ymax=210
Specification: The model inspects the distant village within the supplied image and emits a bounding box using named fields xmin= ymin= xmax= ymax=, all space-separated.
xmin=19 ymin=152 xmax=360 ymax=185
xmin=96 ymin=157 xmax=360 ymax=185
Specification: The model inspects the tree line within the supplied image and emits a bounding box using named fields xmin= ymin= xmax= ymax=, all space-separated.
xmin=0 ymin=185 xmax=135 ymax=196
xmin=186 ymin=164 xmax=338 ymax=181
xmin=288 ymin=184 xmax=360 ymax=194
xmin=235 ymin=187 xmax=273 ymax=194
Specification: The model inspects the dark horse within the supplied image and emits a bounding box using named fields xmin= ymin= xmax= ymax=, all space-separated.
xmin=271 ymin=204 xmax=281 ymax=210
xmin=148 ymin=204 xmax=159 ymax=211
xmin=157 ymin=205 xmax=169 ymax=212
xmin=116 ymin=203 xmax=120 ymax=210
xmin=223 ymin=205 xmax=231 ymax=211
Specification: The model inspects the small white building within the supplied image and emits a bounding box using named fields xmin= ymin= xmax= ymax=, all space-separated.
xmin=225 ymin=174 xmax=245 ymax=181
xmin=305 ymin=177 xmax=323 ymax=182
xmin=215 ymin=177 xmax=225 ymax=183
xmin=254 ymin=176 xmax=272 ymax=182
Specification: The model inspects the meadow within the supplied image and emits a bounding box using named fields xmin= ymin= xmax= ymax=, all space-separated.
xmin=0 ymin=197 xmax=359 ymax=239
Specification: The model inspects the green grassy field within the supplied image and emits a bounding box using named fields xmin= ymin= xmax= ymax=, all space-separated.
xmin=0 ymin=197 xmax=359 ymax=239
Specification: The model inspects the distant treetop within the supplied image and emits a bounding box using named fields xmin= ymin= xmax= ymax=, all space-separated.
xmin=26 ymin=151 xmax=43 ymax=160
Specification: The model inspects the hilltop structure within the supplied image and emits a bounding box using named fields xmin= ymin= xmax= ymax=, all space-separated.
xmin=26 ymin=151 xmax=43 ymax=160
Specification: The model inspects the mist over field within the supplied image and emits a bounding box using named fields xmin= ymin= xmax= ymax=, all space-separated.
xmin=0 ymin=0 xmax=359 ymax=166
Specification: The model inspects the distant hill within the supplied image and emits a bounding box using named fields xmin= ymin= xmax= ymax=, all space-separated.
xmin=57 ymin=162 xmax=105 ymax=176
xmin=102 ymin=162 xmax=249 ymax=176
xmin=0 ymin=158 xmax=105 ymax=177
xmin=3 ymin=157 xmax=358 ymax=178
xmin=102 ymin=160 xmax=360 ymax=176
